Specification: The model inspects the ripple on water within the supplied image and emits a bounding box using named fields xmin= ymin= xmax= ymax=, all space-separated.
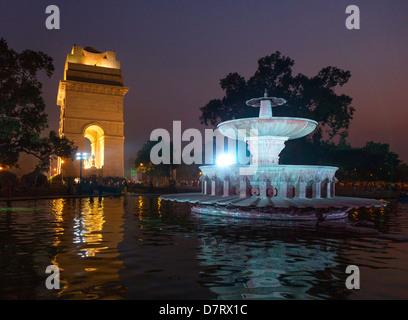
xmin=0 ymin=197 xmax=407 ymax=299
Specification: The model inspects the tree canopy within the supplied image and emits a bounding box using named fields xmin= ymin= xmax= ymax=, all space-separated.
xmin=282 ymin=139 xmax=403 ymax=182
xmin=200 ymin=51 xmax=355 ymax=144
xmin=135 ymin=140 xmax=178 ymax=179
xmin=0 ymin=38 xmax=76 ymax=172
xmin=331 ymin=141 xmax=400 ymax=182
xmin=198 ymin=51 xmax=408 ymax=182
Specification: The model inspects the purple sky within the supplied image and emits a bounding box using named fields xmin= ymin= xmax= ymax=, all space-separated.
xmin=1 ymin=0 xmax=407 ymax=163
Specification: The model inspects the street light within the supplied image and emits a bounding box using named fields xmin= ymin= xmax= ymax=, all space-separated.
xmin=61 ymin=160 xmax=65 ymax=183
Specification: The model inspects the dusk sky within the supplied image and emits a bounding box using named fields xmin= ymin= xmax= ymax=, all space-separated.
xmin=1 ymin=0 xmax=407 ymax=163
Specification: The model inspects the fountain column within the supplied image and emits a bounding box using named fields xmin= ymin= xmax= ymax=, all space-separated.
xmin=240 ymin=177 xmax=249 ymax=197
xmin=223 ymin=177 xmax=230 ymax=196
xmin=203 ymin=179 xmax=208 ymax=195
xmin=313 ymin=182 xmax=322 ymax=199
xmin=259 ymin=178 xmax=267 ymax=198
xmin=279 ymin=181 xmax=287 ymax=198
xmin=299 ymin=182 xmax=307 ymax=198
xmin=247 ymin=136 xmax=288 ymax=166
xmin=243 ymin=92 xmax=290 ymax=166
xmin=327 ymin=182 xmax=332 ymax=198
xmin=331 ymin=178 xmax=337 ymax=197
xmin=259 ymin=97 xmax=273 ymax=118
xmin=211 ymin=176 xmax=217 ymax=196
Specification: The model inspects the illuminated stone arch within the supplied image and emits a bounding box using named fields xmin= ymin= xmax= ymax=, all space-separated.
xmin=83 ymin=123 xmax=105 ymax=169
xmin=56 ymin=45 xmax=129 ymax=178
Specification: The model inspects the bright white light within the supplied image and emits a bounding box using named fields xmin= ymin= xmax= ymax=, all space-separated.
xmin=216 ymin=153 xmax=235 ymax=167
xmin=76 ymin=152 xmax=89 ymax=160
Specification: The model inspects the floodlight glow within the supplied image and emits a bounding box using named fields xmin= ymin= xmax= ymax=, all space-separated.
xmin=76 ymin=152 xmax=89 ymax=160
xmin=216 ymin=154 xmax=235 ymax=167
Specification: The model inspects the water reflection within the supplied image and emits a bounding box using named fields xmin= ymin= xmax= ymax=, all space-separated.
xmin=117 ymin=196 xmax=215 ymax=299
xmin=191 ymin=215 xmax=347 ymax=299
xmin=0 ymin=197 xmax=407 ymax=299
xmin=0 ymin=197 xmax=127 ymax=299
xmin=72 ymin=198 xmax=105 ymax=255
xmin=50 ymin=197 xmax=126 ymax=299
xmin=192 ymin=203 xmax=408 ymax=300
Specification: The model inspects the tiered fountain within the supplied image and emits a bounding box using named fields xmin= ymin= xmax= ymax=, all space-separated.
xmin=161 ymin=92 xmax=386 ymax=220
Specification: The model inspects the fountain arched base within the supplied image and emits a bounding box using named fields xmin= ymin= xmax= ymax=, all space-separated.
xmin=191 ymin=204 xmax=349 ymax=220
xmin=161 ymin=193 xmax=387 ymax=221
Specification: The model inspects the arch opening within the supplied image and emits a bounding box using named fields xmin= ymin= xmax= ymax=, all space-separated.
xmin=306 ymin=181 xmax=314 ymax=199
xmin=321 ymin=179 xmax=329 ymax=198
xmin=83 ymin=125 xmax=105 ymax=169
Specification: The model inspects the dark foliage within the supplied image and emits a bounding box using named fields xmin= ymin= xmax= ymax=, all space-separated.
xmin=0 ymin=38 xmax=77 ymax=172
xmin=200 ymin=51 xmax=354 ymax=144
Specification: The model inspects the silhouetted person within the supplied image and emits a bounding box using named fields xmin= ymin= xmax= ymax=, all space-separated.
xmin=89 ymin=181 xmax=94 ymax=195
xmin=98 ymin=180 xmax=103 ymax=197
xmin=7 ymin=179 xmax=13 ymax=199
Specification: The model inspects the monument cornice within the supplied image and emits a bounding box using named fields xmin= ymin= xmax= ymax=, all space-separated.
xmin=62 ymin=116 xmax=124 ymax=124
xmin=61 ymin=131 xmax=125 ymax=139
xmin=58 ymin=80 xmax=129 ymax=105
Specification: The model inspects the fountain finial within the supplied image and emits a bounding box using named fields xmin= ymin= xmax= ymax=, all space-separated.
xmin=245 ymin=91 xmax=286 ymax=118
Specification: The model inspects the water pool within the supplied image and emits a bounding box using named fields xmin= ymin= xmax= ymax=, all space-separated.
xmin=0 ymin=196 xmax=407 ymax=299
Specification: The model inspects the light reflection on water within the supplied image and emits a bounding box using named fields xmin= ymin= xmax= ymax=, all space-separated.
xmin=0 ymin=196 xmax=407 ymax=299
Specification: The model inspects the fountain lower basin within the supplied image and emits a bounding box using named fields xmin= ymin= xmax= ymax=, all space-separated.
xmin=160 ymin=194 xmax=385 ymax=221
xmin=161 ymin=164 xmax=387 ymax=221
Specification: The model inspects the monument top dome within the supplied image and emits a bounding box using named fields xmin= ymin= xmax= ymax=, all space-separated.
xmin=83 ymin=46 xmax=101 ymax=54
xmin=66 ymin=45 xmax=121 ymax=69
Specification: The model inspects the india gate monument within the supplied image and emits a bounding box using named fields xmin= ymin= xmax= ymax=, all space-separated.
xmin=56 ymin=46 xmax=128 ymax=178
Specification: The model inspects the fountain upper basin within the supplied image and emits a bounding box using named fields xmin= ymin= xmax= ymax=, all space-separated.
xmin=217 ymin=117 xmax=318 ymax=141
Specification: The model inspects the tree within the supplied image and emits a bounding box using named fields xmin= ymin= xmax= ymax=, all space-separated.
xmin=395 ymin=163 xmax=408 ymax=182
xmin=135 ymin=140 xmax=178 ymax=182
xmin=360 ymin=142 xmax=400 ymax=182
xmin=322 ymin=141 xmax=400 ymax=183
xmin=0 ymin=38 xmax=76 ymax=172
xmin=200 ymin=51 xmax=355 ymax=144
